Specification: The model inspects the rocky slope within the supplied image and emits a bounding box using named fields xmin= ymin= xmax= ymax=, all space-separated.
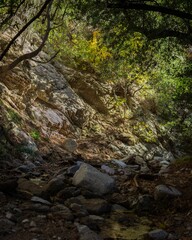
xmin=0 ymin=31 xmax=191 ymax=240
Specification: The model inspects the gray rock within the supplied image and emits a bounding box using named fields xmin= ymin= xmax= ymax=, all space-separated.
xmin=5 ymin=212 xmax=17 ymax=222
xmin=18 ymin=161 xmax=36 ymax=172
xmin=111 ymin=159 xmax=127 ymax=168
xmin=0 ymin=218 xmax=15 ymax=235
xmin=31 ymin=196 xmax=52 ymax=206
xmin=111 ymin=204 xmax=128 ymax=213
xmin=73 ymin=163 xmax=115 ymax=196
xmin=76 ymin=224 xmax=103 ymax=240
xmin=154 ymin=185 xmax=182 ymax=200
xmin=101 ymin=165 xmax=115 ymax=175
xmin=26 ymin=203 xmax=51 ymax=213
xmin=135 ymin=156 xmax=146 ymax=165
xmin=148 ymin=229 xmax=168 ymax=240
xmin=63 ymin=138 xmax=77 ymax=153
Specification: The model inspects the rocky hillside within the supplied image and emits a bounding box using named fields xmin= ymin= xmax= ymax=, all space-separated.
xmin=0 ymin=31 xmax=192 ymax=240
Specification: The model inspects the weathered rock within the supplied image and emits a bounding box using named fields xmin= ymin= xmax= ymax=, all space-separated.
xmin=101 ymin=165 xmax=115 ymax=175
xmin=23 ymin=203 xmax=51 ymax=213
xmin=43 ymin=175 xmax=65 ymax=197
xmin=154 ymin=185 xmax=182 ymax=200
xmin=5 ymin=212 xmax=17 ymax=222
xmin=56 ymin=187 xmax=81 ymax=201
xmin=80 ymin=198 xmax=111 ymax=215
xmin=111 ymin=204 xmax=128 ymax=213
xmin=73 ymin=163 xmax=115 ymax=196
xmin=18 ymin=161 xmax=36 ymax=173
xmin=111 ymin=159 xmax=127 ymax=168
xmin=76 ymin=224 xmax=103 ymax=240
xmin=51 ymin=204 xmax=74 ymax=221
xmin=147 ymin=229 xmax=169 ymax=240
xmin=17 ymin=178 xmax=42 ymax=197
xmin=70 ymin=203 xmax=89 ymax=217
xmin=31 ymin=196 xmax=52 ymax=206
xmin=63 ymin=138 xmax=78 ymax=153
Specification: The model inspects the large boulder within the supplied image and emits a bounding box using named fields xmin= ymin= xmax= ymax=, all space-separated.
xmin=73 ymin=163 xmax=115 ymax=196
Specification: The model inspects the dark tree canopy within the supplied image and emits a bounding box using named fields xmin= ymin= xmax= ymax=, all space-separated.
xmin=73 ymin=0 xmax=192 ymax=43
xmin=0 ymin=0 xmax=192 ymax=73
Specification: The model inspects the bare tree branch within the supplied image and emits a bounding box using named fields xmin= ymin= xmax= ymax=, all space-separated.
xmin=0 ymin=0 xmax=52 ymax=62
xmin=31 ymin=50 xmax=60 ymax=64
xmin=0 ymin=0 xmax=53 ymax=73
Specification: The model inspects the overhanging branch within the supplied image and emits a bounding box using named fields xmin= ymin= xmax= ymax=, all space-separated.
xmin=0 ymin=0 xmax=53 ymax=73
xmin=0 ymin=0 xmax=52 ymax=62
xmin=107 ymin=2 xmax=192 ymax=20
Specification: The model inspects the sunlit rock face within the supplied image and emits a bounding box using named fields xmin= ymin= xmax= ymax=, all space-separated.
xmin=0 ymin=33 xmax=91 ymax=143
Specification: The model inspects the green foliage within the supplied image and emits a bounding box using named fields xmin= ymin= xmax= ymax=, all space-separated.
xmin=7 ymin=109 xmax=22 ymax=124
xmin=30 ymin=129 xmax=41 ymax=140
xmin=132 ymin=121 xmax=157 ymax=143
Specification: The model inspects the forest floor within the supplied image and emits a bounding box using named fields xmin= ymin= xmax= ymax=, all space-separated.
xmin=0 ymin=139 xmax=192 ymax=240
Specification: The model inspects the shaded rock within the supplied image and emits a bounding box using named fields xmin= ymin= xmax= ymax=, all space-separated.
xmin=23 ymin=203 xmax=51 ymax=213
xmin=70 ymin=203 xmax=89 ymax=217
xmin=56 ymin=187 xmax=81 ymax=201
xmin=135 ymin=156 xmax=146 ymax=165
xmin=0 ymin=178 xmax=18 ymax=193
xmin=111 ymin=204 xmax=128 ymax=213
xmin=127 ymin=164 xmax=140 ymax=170
xmin=0 ymin=191 xmax=7 ymax=205
xmin=43 ymin=175 xmax=65 ymax=197
xmin=5 ymin=212 xmax=17 ymax=222
xmin=101 ymin=165 xmax=115 ymax=175
xmin=136 ymin=195 xmax=155 ymax=215
xmin=81 ymin=198 xmax=111 ymax=215
xmin=67 ymin=165 xmax=80 ymax=176
xmin=51 ymin=204 xmax=74 ymax=221
xmin=0 ymin=218 xmax=15 ymax=235
xmin=17 ymin=178 xmax=42 ymax=197
xmin=64 ymin=195 xmax=85 ymax=207
xmin=17 ymin=161 xmax=36 ymax=173
xmin=80 ymin=215 xmax=104 ymax=231
xmin=147 ymin=229 xmax=168 ymax=240
xmin=154 ymin=185 xmax=182 ymax=200
xmin=31 ymin=196 xmax=52 ymax=206
xmin=73 ymin=163 xmax=115 ymax=196
xmin=76 ymin=224 xmax=103 ymax=240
